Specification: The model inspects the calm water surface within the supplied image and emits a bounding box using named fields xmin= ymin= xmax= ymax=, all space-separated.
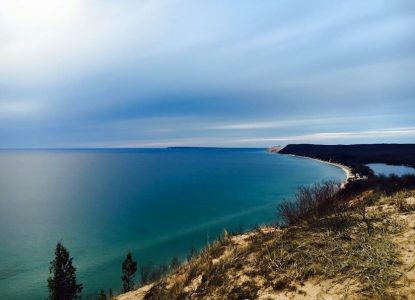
xmin=367 ymin=163 xmax=415 ymax=176
xmin=0 ymin=148 xmax=345 ymax=299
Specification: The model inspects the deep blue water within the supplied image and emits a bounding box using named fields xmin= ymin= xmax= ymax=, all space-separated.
xmin=0 ymin=148 xmax=345 ymax=299
xmin=367 ymin=163 xmax=415 ymax=176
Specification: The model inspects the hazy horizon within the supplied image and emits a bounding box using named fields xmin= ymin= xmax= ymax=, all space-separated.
xmin=1 ymin=0 xmax=414 ymax=148
xmin=1 ymin=142 xmax=415 ymax=151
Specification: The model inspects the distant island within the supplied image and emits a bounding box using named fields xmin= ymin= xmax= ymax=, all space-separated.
xmin=166 ymin=147 xmax=265 ymax=150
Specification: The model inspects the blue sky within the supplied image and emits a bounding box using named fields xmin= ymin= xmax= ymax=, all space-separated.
xmin=1 ymin=0 xmax=414 ymax=148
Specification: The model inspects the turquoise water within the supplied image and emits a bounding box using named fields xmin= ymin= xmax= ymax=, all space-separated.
xmin=367 ymin=163 xmax=415 ymax=176
xmin=0 ymin=148 xmax=345 ymax=299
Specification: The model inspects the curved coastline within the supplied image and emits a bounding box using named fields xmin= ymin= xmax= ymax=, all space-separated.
xmin=272 ymin=152 xmax=353 ymax=184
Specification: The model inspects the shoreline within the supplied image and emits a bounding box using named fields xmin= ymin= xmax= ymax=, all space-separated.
xmin=291 ymin=154 xmax=352 ymax=182
xmin=270 ymin=150 xmax=353 ymax=184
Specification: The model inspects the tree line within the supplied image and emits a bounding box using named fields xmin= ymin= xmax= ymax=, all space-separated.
xmin=279 ymin=143 xmax=415 ymax=176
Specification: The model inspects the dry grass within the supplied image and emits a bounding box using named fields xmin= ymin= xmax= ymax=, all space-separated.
xmin=118 ymin=189 xmax=415 ymax=300
xmin=259 ymin=221 xmax=401 ymax=298
xmin=391 ymin=190 xmax=415 ymax=213
xmin=142 ymin=205 xmax=403 ymax=299
xmin=144 ymin=230 xmax=235 ymax=299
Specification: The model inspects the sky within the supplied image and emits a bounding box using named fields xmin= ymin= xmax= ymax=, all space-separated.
xmin=1 ymin=0 xmax=414 ymax=148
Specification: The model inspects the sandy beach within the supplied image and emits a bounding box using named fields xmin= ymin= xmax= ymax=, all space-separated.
xmin=268 ymin=147 xmax=353 ymax=184
xmin=288 ymin=154 xmax=353 ymax=183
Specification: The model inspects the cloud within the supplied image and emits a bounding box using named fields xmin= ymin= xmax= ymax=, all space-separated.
xmin=0 ymin=100 xmax=40 ymax=117
xmin=230 ymin=128 xmax=415 ymax=145
xmin=0 ymin=0 xmax=414 ymax=147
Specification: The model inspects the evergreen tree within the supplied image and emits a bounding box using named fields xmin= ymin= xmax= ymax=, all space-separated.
xmin=48 ymin=242 xmax=83 ymax=300
xmin=121 ymin=252 xmax=137 ymax=292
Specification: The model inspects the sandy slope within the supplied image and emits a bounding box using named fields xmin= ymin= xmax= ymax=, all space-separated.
xmin=116 ymin=190 xmax=415 ymax=300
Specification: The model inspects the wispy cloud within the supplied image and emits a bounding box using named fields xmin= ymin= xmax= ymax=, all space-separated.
xmin=231 ymin=128 xmax=415 ymax=144
xmin=83 ymin=127 xmax=415 ymax=148
xmin=0 ymin=100 xmax=40 ymax=117
xmin=209 ymin=114 xmax=405 ymax=130
xmin=0 ymin=0 xmax=414 ymax=147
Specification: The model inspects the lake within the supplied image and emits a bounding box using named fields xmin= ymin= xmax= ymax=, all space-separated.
xmin=0 ymin=148 xmax=345 ymax=299
xmin=367 ymin=163 xmax=415 ymax=176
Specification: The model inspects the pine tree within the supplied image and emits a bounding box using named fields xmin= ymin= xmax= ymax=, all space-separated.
xmin=48 ymin=242 xmax=83 ymax=300
xmin=121 ymin=252 xmax=137 ymax=292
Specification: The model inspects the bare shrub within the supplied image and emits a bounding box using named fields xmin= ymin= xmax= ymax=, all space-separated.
xmin=277 ymin=181 xmax=343 ymax=225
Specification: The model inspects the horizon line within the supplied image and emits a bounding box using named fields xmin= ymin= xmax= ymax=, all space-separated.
xmin=1 ymin=142 xmax=414 ymax=151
